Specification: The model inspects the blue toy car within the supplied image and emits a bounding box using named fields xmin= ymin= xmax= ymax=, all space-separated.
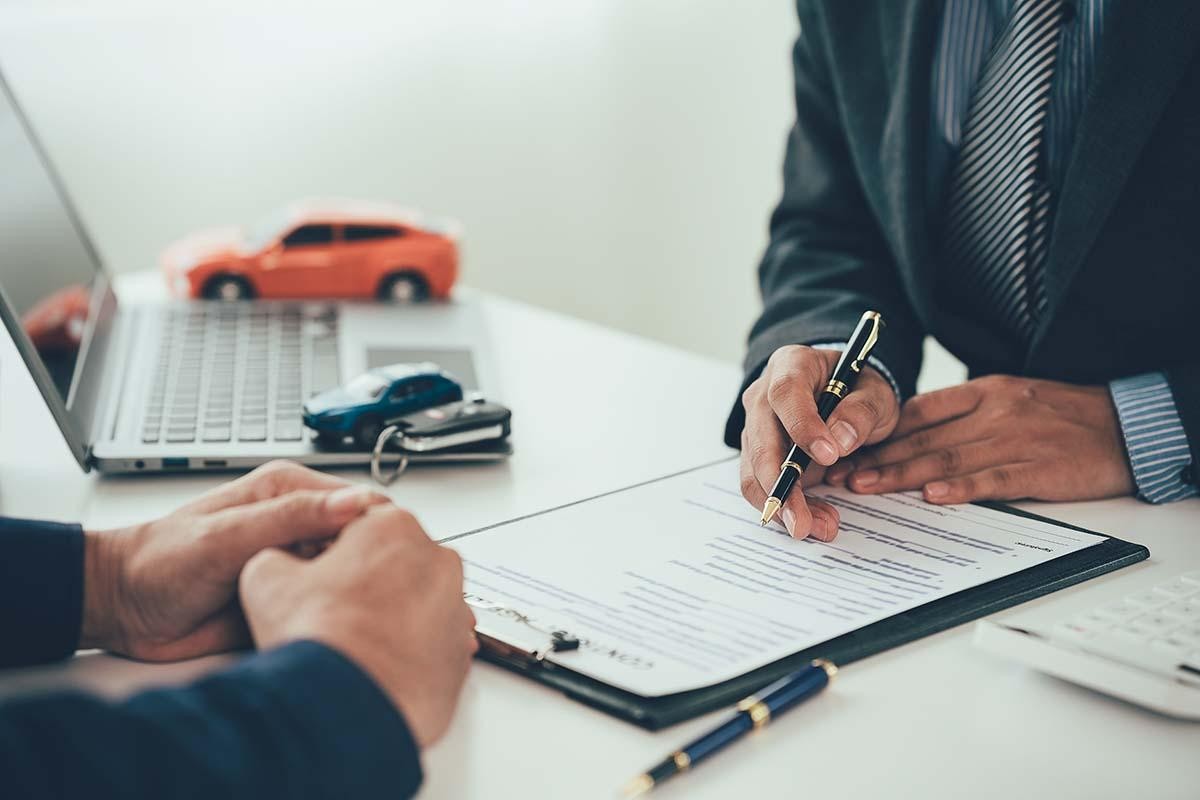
xmin=303 ymin=362 xmax=463 ymax=448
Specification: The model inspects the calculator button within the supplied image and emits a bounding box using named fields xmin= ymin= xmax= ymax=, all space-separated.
xmin=1131 ymin=614 xmax=1179 ymax=636
xmin=1051 ymin=621 xmax=1101 ymax=644
xmin=1178 ymin=600 xmax=1200 ymax=619
xmin=1126 ymin=590 xmax=1170 ymax=608
xmin=1176 ymin=624 xmax=1200 ymax=644
xmin=1156 ymin=578 xmax=1200 ymax=598
xmin=1111 ymin=622 xmax=1156 ymax=640
xmin=1082 ymin=636 xmax=1179 ymax=676
xmin=1149 ymin=638 xmax=1192 ymax=659
xmin=1161 ymin=602 xmax=1197 ymax=620
xmin=1094 ymin=600 xmax=1140 ymax=621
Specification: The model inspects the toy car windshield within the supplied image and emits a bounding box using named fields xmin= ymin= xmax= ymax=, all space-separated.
xmin=345 ymin=373 xmax=389 ymax=400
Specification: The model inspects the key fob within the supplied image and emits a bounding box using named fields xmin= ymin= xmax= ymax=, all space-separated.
xmin=388 ymin=399 xmax=512 ymax=452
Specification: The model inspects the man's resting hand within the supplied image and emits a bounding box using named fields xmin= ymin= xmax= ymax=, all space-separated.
xmin=239 ymin=505 xmax=477 ymax=748
xmin=81 ymin=460 xmax=387 ymax=661
xmin=826 ymin=375 xmax=1135 ymax=504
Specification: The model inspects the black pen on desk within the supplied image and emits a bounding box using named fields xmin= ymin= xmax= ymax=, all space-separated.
xmin=621 ymin=660 xmax=838 ymax=797
xmin=760 ymin=310 xmax=884 ymax=527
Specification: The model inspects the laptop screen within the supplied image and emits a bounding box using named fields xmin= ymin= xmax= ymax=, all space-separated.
xmin=0 ymin=72 xmax=116 ymax=467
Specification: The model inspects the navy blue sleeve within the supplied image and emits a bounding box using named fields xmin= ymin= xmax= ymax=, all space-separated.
xmin=0 ymin=641 xmax=424 ymax=799
xmin=0 ymin=516 xmax=424 ymax=798
xmin=0 ymin=517 xmax=85 ymax=667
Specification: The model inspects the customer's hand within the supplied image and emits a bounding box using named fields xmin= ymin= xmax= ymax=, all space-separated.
xmin=740 ymin=345 xmax=899 ymax=540
xmin=825 ymin=375 xmax=1135 ymax=503
xmin=239 ymin=505 xmax=476 ymax=748
xmin=81 ymin=461 xmax=387 ymax=661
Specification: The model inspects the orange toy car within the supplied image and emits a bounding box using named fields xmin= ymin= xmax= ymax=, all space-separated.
xmin=162 ymin=199 xmax=460 ymax=302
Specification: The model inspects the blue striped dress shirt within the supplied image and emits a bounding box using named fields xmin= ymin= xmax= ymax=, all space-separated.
xmin=926 ymin=0 xmax=1197 ymax=503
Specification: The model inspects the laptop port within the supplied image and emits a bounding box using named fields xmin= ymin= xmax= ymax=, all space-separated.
xmin=202 ymin=459 xmax=228 ymax=468
xmin=162 ymin=457 xmax=189 ymax=469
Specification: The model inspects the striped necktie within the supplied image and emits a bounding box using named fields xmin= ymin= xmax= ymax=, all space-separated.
xmin=941 ymin=0 xmax=1066 ymax=343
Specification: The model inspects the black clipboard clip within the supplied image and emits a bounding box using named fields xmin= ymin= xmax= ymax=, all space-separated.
xmin=467 ymin=598 xmax=580 ymax=662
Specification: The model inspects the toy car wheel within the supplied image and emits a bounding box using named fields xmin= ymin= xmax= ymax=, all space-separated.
xmin=354 ymin=415 xmax=384 ymax=449
xmin=202 ymin=275 xmax=254 ymax=301
xmin=379 ymin=272 xmax=429 ymax=304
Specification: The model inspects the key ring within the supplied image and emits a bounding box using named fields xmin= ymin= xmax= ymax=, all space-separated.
xmin=371 ymin=425 xmax=411 ymax=486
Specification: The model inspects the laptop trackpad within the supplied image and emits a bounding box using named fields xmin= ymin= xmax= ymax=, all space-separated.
xmin=366 ymin=347 xmax=479 ymax=391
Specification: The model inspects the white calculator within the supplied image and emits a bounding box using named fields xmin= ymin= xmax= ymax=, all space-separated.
xmin=974 ymin=571 xmax=1200 ymax=720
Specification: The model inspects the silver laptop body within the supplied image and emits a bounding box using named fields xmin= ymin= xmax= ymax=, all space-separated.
xmin=0 ymin=69 xmax=494 ymax=475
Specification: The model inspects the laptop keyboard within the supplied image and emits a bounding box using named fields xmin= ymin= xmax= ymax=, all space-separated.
xmin=140 ymin=305 xmax=341 ymax=445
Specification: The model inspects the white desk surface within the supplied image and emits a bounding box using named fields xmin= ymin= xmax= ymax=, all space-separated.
xmin=1 ymin=273 xmax=1197 ymax=800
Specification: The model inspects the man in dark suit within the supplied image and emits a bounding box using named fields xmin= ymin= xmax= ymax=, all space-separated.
xmin=731 ymin=0 xmax=1200 ymax=539
xmin=0 ymin=461 xmax=476 ymax=799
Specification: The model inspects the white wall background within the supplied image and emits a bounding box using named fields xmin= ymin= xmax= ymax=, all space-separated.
xmin=0 ymin=0 xmax=798 ymax=364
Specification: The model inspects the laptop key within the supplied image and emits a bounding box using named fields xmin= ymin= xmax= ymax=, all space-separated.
xmin=238 ymin=424 xmax=267 ymax=442
xmin=274 ymin=423 xmax=304 ymax=441
xmin=202 ymin=427 xmax=232 ymax=443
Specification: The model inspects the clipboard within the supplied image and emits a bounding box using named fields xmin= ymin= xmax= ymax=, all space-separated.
xmin=459 ymin=477 xmax=1149 ymax=731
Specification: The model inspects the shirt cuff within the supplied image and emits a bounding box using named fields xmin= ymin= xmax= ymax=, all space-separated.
xmin=810 ymin=342 xmax=902 ymax=402
xmin=1109 ymin=372 xmax=1199 ymax=504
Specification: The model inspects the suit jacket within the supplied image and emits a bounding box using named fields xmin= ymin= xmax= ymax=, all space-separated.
xmin=0 ymin=517 xmax=423 ymax=800
xmin=725 ymin=0 xmax=1200 ymax=493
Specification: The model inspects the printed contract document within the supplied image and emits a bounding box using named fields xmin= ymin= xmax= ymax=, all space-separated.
xmin=453 ymin=460 xmax=1106 ymax=697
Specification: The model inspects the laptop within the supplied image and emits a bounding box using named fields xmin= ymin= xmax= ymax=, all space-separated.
xmin=0 ymin=70 xmax=496 ymax=474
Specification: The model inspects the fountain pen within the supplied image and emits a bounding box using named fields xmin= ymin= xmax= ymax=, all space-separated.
xmin=760 ymin=310 xmax=884 ymax=527
xmin=621 ymin=660 xmax=838 ymax=797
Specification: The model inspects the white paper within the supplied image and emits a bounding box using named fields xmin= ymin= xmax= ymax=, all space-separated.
xmin=453 ymin=459 xmax=1106 ymax=697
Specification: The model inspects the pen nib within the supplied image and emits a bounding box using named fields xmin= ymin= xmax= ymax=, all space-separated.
xmin=760 ymin=497 xmax=782 ymax=527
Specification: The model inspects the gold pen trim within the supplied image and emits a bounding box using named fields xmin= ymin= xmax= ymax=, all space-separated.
xmin=747 ymin=701 xmax=771 ymax=729
xmin=737 ymin=693 xmax=771 ymax=727
xmin=672 ymin=751 xmax=691 ymax=772
xmin=813 ymin=658 xmax=838 ymax=682
xmin=823 ymin=380 xmax=848 ymax=398
xmin=780 ymin=461 xmax=803 ymax=474
xmin=850 ymin=311 xmax=883 ymax=372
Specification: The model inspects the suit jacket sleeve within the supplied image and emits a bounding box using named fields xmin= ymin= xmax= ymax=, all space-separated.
xmin=726 ymin=1 xmax=925 ymax=448
xmin=0 ymin=517 xmax=86 ymax=668
xmin=0 ymin=641 xmax=424 ymax=800
xmin=0 ymin=517 xmax=424 ymax=798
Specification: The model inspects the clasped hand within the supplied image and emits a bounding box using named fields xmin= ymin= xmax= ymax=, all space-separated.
xmin=82 ymin=461 xmax=476 ymax=748
xmin=740 ymin=346 xmax=1134 ymax=540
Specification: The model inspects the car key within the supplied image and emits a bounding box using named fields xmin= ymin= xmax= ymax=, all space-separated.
xmin=386 ymin=398 xmax=512 ymax=452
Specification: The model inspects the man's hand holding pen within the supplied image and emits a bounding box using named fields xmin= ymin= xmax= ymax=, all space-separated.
xmin=739 ymin=344 xmax=899 ymax=541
